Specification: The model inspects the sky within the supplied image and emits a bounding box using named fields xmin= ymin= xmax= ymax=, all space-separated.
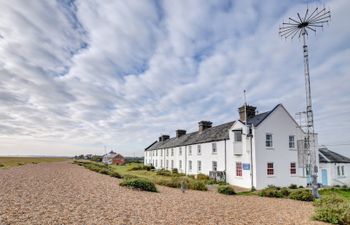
xmin=0 ymin=0 xmax=349 ymax=157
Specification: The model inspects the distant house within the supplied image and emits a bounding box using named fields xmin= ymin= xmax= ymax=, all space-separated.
xmin=102 ymin=151 xmax=125 ymax=165
xmin=319 ymin=147 xmax=350 ymax=186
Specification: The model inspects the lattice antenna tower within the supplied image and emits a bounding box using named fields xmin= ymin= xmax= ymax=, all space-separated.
xmin=279 ymin=6 xmax=331 ymax=198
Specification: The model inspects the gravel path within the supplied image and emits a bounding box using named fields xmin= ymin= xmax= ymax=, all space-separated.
xmin=0 ymin=162 xmax=325 ymax=225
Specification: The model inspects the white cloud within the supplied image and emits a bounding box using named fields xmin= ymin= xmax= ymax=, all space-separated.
xmin=0 ymin=0 xmax=349 ymax=157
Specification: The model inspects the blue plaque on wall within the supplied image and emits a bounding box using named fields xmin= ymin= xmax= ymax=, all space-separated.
xmin=243 ymin=163 xmax=250 ymax=170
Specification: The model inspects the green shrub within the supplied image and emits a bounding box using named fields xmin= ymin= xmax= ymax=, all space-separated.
xmin=188 ymin=180 xmax=207 ymax=191
xmin=280 ymin=187 xmax=291 ymax=197
xmin=298 ymin=185 xmax=304 ymax=189
xmin=187 ymin=175 xmax=195 ymax=179
xmin=196 ymin=173 xmax=209 ymax=180
xmin=289 ymin=184 xmax=298 ymax=189
xmin=171 ymin=168 xmax=178 ymax=174
xmin=119 ymin=178 xmax=157 ymax=192
xmin=289 ymin=189 xmax=314 ymax=201
xmin=313 ymin=194 xmax=350 ymax=224
xmin=17 ymin=163 xmax=24 ymax=166
xmin=0 ymin=164 xmax=4 ymax=167
xmin=156 ymin=169 xmax=172 ymax=176
xmin=218 ymin=185 xmax=236 ymax=195
xmin=108 ymin=171 xmax=122 ymax=178
xmin=99 ymin=168 xmax=110 ymax=175
xmin=259 ymin=187 xmax=284 ymax=198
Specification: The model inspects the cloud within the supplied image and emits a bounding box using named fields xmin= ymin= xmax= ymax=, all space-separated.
xmin=0 ymin=0 xmax=349 ymax=157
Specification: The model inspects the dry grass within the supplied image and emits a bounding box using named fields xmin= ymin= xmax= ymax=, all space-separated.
xmin=0 ymin=157 xmax=69 ymax=168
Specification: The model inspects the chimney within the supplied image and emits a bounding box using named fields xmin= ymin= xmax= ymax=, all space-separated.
xmin=198 ymin=121 xmax=212 ymax=132
xmin=238 ymin=105 xmax=256 ymax=122
xmin=176 ymin=130 xmax=186 ymax=138
xmin=158 ymin=135 xmax=170 ymax=142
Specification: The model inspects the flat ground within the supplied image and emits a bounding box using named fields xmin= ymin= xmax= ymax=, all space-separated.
xmin=0 ymin=162 xmax=326 ymax=225
xmin=0 ymin=157 xmax=69 ymax=168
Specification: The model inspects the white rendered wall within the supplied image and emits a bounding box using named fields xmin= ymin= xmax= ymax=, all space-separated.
xmin=253 ymin=105 xmax=309 ymax=189
xmin=320 ymin=163 xmax=350 ymax=186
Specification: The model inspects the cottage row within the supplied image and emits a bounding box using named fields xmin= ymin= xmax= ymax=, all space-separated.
xmin=144 ymin=104 xmax=350 ymax=189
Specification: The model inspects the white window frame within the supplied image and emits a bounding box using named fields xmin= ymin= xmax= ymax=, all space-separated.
xmin=289 ymin=135 xmax=295 ymax=149
xmin=234 ymin=130 xmax=242 ymax=142
xmin=197 ymin=160 xmax=201 ymax=172
xmin=267 ymin=162 xmax=274 ymax=176
xmin=197 ymin=145 xmax=201 ymax=155
xmin=212 ymin=142 xmax=217 ymax=154
xmin=266 ymin=133 xmax=273 ymax=148
xmin=212 ymin=161 xmax=217 ymax=171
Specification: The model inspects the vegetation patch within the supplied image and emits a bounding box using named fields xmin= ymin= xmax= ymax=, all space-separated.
xmin=259 ymin=186 xmax=286 ymax=198
xmin=0 ymin=163 xmax=4 ymax=168
xmin=196 ymin=173 xmax=210 ymax=180
xmin=0 ymin=157 xmax=68 ymax=168
xmin=188 ymin=180 xmax=208 ymax=191
xmin=288 ymin=184 xmax=298 ymax=189
xmin=313 ymin=194 xmax=350 ymax=224
xmin=108 ymin=171 xmax=122 ymax=178
xmin=218 ymin=185 xmax=236 ymax=195
xmin=119 ymin=178 xmax=157 ymax=192
xmin=289 ymin=189 xmax=314 ymax=202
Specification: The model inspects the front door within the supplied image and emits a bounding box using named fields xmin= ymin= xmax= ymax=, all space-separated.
xmin=321 ymin=169 xmax=328 ymax=186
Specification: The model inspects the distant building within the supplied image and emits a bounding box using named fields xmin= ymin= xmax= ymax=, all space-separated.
xmin=319 ymin=147 xmax=350 ymax=186
xmin=102 ymin=151 xmax=125 ymax=165
xmin=144 ymin=104 xmax=319 ymax=189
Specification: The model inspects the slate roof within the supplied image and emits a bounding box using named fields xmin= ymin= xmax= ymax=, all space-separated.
xmin=145 ymin=104 xmax=281 ymax=151
xmin=319 ymin=148 xmax=350 ymax=163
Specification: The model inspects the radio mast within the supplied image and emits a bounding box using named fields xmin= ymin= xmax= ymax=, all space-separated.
xmin=279 ymin=7 xmax=331 ymax=198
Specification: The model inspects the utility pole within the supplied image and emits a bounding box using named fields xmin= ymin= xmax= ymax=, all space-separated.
xmin=279 ymin=7 xmax=331 ymax=198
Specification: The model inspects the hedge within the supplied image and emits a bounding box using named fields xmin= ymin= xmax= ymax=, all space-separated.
xmin=119 ymin=178 xmax=157 ymax=192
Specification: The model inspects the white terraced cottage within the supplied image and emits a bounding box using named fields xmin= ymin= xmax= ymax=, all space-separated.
xmin=144 ymin=104 xmax=318 ymax=189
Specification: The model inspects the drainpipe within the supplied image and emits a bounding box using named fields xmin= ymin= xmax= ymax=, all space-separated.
xmin=185 ymin=146 xmax=187 ymax=174
xmin=224 ymin=139 xmax=227 ymax=182
xmin=248 ymin=125 xmax=254 ymax=190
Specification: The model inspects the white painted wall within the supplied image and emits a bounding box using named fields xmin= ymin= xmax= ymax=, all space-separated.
xmin=253 ymin=105 xmax=310 ymax=189
xmin=319 ymin=163 xmax=350 ymax=186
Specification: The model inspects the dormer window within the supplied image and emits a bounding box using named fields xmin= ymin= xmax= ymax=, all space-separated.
xmin=233 ymin=130 xmax=242 ymax=142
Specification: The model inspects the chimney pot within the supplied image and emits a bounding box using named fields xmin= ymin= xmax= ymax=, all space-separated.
xmin=198 ymin=121 xmax=212 ymax=132
xmin=159 ymin=135 xmax=170 ymax=142
xmin=176 ymin=129 xmax=186 ymax=138
xmin=238 ymin=105 xmax=256 ymax=122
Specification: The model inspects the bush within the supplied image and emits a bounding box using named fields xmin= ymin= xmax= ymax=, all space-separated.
xmin=259 ymin=186 xmax=285 ymax=198
xmin=119 ymin=178 xmax=157 ymax=192
xmin=127 ymin=164 xmax=154 ymax=171
xmin=188 ymin=180 xmax=207 ymax=191
xmin=280 ymin=187 xmax=291 ymax=197
xmin=313 ymin=194 xmax=350 ymax=224
xmin=298 ymin=185 xmax=304 ymax=189
xmin=99 ymin=168 xmax=110 ymax=175
xmin=108 ymin=171 xmax=122 ymax=178
xmin=218 ymin=185 xmax=236 ymax=195
xmin=171 ymin=168 xmax=178 ymax=174
xmin=289 ymin=189 xmax=314 ymax=201
xmin=0 ymin=164 xmax=4 ymax=167
xmin=289 ymin=184 xmax=298 ymax=189
xmin=196 ymin=173 xmax=210 ymax=180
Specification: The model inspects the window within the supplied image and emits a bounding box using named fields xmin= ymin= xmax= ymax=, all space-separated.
xmin=171 ymin=148 xmax=174 ymax=156
xmin=234 ymin=130 xmax=242 ymax=142
xmin=289 ymin=135 xmax=295 ymax=148
xmin=197 ymin=161 xmax=201 ymax=172
xmin=179 ymin=147 xmax=182 ymax=156
xmin=212 ymin=143 xmax=217 ymax=154
xmin=337 ymin=166 xmax=345 ymax=176
xmin=266 ymin=134 xmax=273 ymax=147
xmin=171 ymin=160 xmax=174 ymax=169
xmin=161 ymin=160 xmax=163 ymax=168
xmin=155 ymin=160 xmax=158 ymax=167
xmin=166 ymin=160 xmax=168 ymax=169
xmin=166 ymin=149 xmax=169 ymax=156
xmin=267 ymin=163 xmax=274 ymax=175
xmin=189 ymin=160 xmax=192 ymax=171
xmin=212 ymin=161 xmax=217 ymax=171
xmin=236 ymin=162 xmax=242 ymax=176
xmin=188 ymin=146 xmax=192 ymax=155
xmin=179 ymin=160 xmax=182 ymax=169
xmin=197 ymin=145 xmax=201 ymax=155
xmin=156 ymin=150 xmax=158 ymax=156
xmin=160 ymin=149 xmax=163 ymax=156
xmin=290 ymin=162 xmax=296 ymax=175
